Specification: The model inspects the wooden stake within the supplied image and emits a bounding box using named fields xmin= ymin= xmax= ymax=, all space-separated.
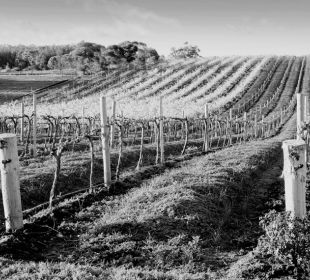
xmin=82 ymin=106 xmax=85 ymax=134
xmin=20 ymin=99 xmax=24 ymax=143
xmin=243 ymin=112 xmax=247 ymax=141
xmin=254 ymin=114 xmax=258 ymax=138
xmin=204 ymin=104 xmax=209 ymax=152
xmin=214 ymin=115 xmax=218 ymax=137
xmin=32 ymin=92 xmax=37 ymax=157
xmin=304 ymin=94 xmax=308 ymax=121
xmin=110 ymin=100 xmax=116 ymax=147
xmin=100 ymin=96 xmax=111 ymax=186
xmin=0 ymin=134 xmax=23 ymax=232
xmin=229 ymin=108 xmax=233 ymax=145
xmin=261 ymin=115 xmax=265 ymax=138
xmin=159 ymin=97 xmax=165 ymax=164
xmin=280 ymin=107 xmax=283 ymax=124
xmin=297 ymin=93 xmax=304 ymax=140
xmin=282 ymin=139 xmax=306 ymax=218
xmin=308 ymin=94 xmax=310 ymax=118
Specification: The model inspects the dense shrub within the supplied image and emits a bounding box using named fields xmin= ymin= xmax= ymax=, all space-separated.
xmin=255 ymin=210 xmax=310 ymax=279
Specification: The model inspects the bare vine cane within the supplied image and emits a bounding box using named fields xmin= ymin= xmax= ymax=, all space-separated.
xmin=71 ymin=115 xmax=81 ymax=152
xmin=115 ymin=117 xmax=125 ymax=180
xmin=49 ymin=135 xmax=78 ymax=209
xmin=181 ymin=117 xmax=189 ymax=156
xmin=43 ymin=115 xmax=54 ymax=143
xmin=216 ymin=119 xmax=221 ymax=148
xmin=131 ymin=121 xmax=138 ymax=145
xmin=24 ymin=114 xmax=32 ymax=156
xmin=154 ymin=118 xmax=160 ymax=165
xmin=202 ymin=117 xmax=209 ymax=152
xmin=136 ymin=120 xmax=146 ymax=170
xmin=6 ymin=116 xmax=19 ymax=134
xmin=84 ymin=133 xmax=95 ymax=193
xmin=208 ymin=117 xmax=214 ymax=150
xmin=223 ymin=118 xmax=229 ymax=147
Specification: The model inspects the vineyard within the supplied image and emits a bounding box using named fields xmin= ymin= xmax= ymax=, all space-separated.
xmin=0 ymin=55 xmax=309 ymax=279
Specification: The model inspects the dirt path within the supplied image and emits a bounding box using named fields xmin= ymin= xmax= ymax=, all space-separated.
xmin=215 ymin=115 xmax=296 ymax=278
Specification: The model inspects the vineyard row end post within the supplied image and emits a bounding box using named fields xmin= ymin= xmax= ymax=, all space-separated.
xmin=100 ymin=96 xmax=111 ymax=186
xmin=282 ymin=139 xmax=306 ymax=218
xmin=82 ymin=106 xmax=85 ymax=134
xmin=159 ymin=97 xmax=165 ymax=164
xmin=110 ymin=99 xmax=116 ymax=147
xmin=229 ymin=108 xmax=233 ymax=145
xmin=303 ymin=94 xmax=308 ymax=121
xmin=0 ymin=133 xmax=23 ymax=232
xmin=243 ymin=112 xmax=247 ymax=141
xmin=204 ymin=104 xmax=209 ymax=152
xmin=33 ymin=92 xmax=37 ymax=157
xmin=296 ymin=92 xmax=305 ymax=140
xmin=20 ymin=99 xmax=24 ymax=143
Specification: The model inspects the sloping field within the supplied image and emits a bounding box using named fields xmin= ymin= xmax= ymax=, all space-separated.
xmin=0 ymin=74 xmax=69 ymax=103
xmin=1 ymin=55 xmax=305 ymax=119
xmin=0 ymin=55 xmax=308 ymax=279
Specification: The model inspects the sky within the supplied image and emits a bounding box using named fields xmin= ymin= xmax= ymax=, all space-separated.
xmin=1 ymin=0 xmax=310 ymax=56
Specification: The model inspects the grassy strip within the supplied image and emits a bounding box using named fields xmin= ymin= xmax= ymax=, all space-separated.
xmin=3 ymin=132 xmax=238 ymax=219
xmin=0 ymin=139 xmax=206 ymax=219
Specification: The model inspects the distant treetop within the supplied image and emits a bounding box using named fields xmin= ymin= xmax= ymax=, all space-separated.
xmin=170 ymin=42 xmax=201 ymax=59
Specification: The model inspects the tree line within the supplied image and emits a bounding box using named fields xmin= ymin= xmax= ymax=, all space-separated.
xmin=0 ymin=41 xmax=161 ymax=74
xmin=0 ymin=41 xmax=201 ymax=74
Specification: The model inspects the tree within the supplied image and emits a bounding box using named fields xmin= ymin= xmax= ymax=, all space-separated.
xmin=170 ymin=42 xmax=201 ymax=59
xmin=47 ymin=56 xmax=58 ymax=69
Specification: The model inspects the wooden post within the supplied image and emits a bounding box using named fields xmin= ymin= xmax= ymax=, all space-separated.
xmin=304 ymin=94 xmax=308 ymax=121
xmin=100 ymin=96 xmax=111 ymax=186
xmin=254 ymin=114 xmax=258 ymax=138
xmin=32 ymin=92 xmax=37 ymax=157
xmin=214 ymin=115 xmax=218 ymax=137
xmin=159 ymin=97 xmax=165 ymax=164
xmin=272 ymin=114 xmax=275 ymax=134
xmin=0 ymin=134 xmax=23 ymax=232
xmin=280 ymin=107 xmax=283 ymax=124
xmin=110 ymin=100 xmax=116 ymax=147
xmin=20 ymin=99 xmax=24 ymax=143
xmin=243 ymin=112 xmax=247 ymax=141
xmin=297 ymin=93 xmax=304 ymax=140
xmin=229 ymin=108 xmax=233 ymax=145
xmin=82 ymin=106 xmax=85 ymax=134
xmin=308 ymin=94 xmax=310 ymax=118
xmin=204 ymin=104 xmax=209 ymax=152
xmin=282 ymin=139 xmax=306 ymax=218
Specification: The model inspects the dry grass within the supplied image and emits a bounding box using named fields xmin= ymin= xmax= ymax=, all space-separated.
xmin=0 ymin=139 xmax=205 ymax=219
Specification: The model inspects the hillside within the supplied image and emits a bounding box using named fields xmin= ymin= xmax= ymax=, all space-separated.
xmin=0 ymin=55 xmax=308 ymax=279
xmin=1 ymin=55 xmax=306 ymax=118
